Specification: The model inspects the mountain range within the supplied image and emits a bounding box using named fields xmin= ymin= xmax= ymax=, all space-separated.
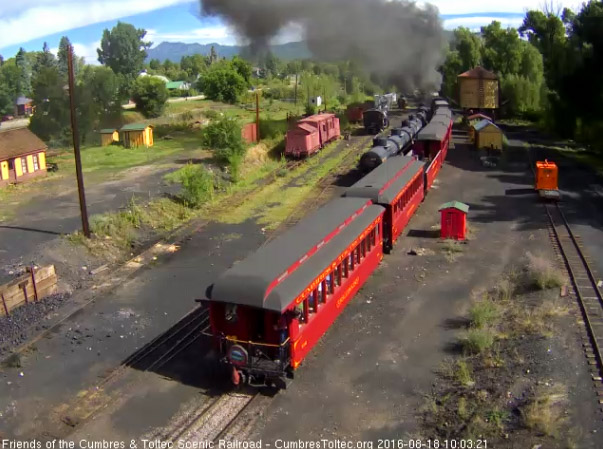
xmin=146 ymin=41 xmax=312 ymax=63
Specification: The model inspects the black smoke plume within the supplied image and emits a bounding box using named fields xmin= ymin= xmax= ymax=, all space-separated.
xmin=200 ymin=0 xmax=446 ymax=91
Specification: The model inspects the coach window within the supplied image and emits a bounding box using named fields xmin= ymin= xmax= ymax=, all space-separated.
xmin=356 ymin=246 xmax=361 ymax=264
xmin=361 ymin=239 xmax=366 ymax=257
xmin=336 ymin=265 xmax=342 ymax=286
xmin=311 ymin=289 xmax=319 ymax=313
xmin=349 ymin=251 xmax=355 ymax=270
xmin=328 ymin=274 xmax=334 ymax=294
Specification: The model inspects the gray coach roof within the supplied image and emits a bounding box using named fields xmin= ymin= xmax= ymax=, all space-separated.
xmin=345 ymin=156 xmax=424 ymax=204
xmin=417 ymin=122 xmax=448 ymax=141
xmin=210 ymin=198 xmax=384 ymax=312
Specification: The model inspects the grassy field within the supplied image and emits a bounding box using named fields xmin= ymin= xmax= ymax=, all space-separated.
xmin=48 ymin=130 xmax=205 ymax=174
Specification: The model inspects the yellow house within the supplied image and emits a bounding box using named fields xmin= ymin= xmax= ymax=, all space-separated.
xmin=458 ymin=67 xmax=499 ymax=111
xmin=120 ymin=124 xmax=154 ymax=149
xmin=0 ymin=128 xmax=47 ymax=187
xmin=100 ymin=128 xmax=119 ymax=146
xmin=473 ymin=119 xmax=504 ymax=150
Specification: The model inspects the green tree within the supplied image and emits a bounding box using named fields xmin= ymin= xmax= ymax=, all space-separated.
xmin=198 ymin=64 xmax=247 ymax=103
xmin=98 ymin=22 xmax=151 ymax=79
xmin=29 ymin=64 xmax=70 ymax=143
xmin=131 ymin=76 xmax=169 ymax=118
xmin=34 ymin=42 xmax=57 ymax=74
xmin=57 ymin=37 xmax=71 ymax=78
xmin=0 ymin=85 xmax=13 ymax=115
xmin=149 ymin=59 xmax=161 ymax=70
xmin=15 ymin=47 xmax=29 ymax=95
xmin=181 ymin=54 xmax=209 ymax=80
xmin=454 ymin=27 xmax=482 ymax=69
xmin=209 ymin=46 xmax=218 ymax=65
xmin=481 ymin=21 xmax=523 ymax=75
xmin=231 ymin=56 xmax=252 ymax=85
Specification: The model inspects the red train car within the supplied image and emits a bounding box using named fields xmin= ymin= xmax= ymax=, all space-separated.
xmin=285 ymin=113 xmax=341 ymax=158
xmin=345 ymin=155 xmax=425 ymax=251
xmin=346 ymin=106 xmax=364 ymax=124
xmin=205 ymin=198 xmax=384 ymax=387
xmin=414 ymin=111 xmax=453 ymax=191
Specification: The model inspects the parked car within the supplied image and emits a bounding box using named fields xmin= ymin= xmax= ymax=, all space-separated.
xmin=1 ymin=115 xmax=15 ymax=122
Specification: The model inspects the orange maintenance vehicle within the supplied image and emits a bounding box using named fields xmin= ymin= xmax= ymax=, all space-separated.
xmin=535 ymin=160 xmax=560 ymax=201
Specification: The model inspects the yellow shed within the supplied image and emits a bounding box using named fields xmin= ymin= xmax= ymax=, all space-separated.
xmin=458 ymin=67 xmax=499 ymax=110
xmin=100 ymin=128 xmax=119 ymax=146
xmin=120 ymin=124 xmax=154 ymax=149
xmin=473 ymin=119 xmax=504 ymax=150
xmin=0 ymin=128 xmax=48 ymax=187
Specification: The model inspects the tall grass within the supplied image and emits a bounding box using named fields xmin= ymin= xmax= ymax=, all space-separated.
xmin=526 ymin=252 xmax=566 ymax=290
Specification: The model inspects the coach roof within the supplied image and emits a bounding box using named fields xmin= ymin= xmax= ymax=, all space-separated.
xmin=210 ymin=198 xmax=384 ymax=312
xmin=345 ymin=156 xmax=424 ymax=204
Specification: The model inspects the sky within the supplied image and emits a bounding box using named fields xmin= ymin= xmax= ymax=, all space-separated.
xmin=0 ymin=0 xmax=582 ymax=64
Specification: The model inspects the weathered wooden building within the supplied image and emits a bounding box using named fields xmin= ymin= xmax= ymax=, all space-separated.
xmin=120 ymin=124 xmax=154 ymax=149
xmin=99 ymin=128 xmax=119 ymax=146
xmin=0 ymin=128 xmax=47 ymax=186
xmin=473 ymin=119 xmax=504 ymax=150
xmin=458 ymin=67 xmax=499 ymax=112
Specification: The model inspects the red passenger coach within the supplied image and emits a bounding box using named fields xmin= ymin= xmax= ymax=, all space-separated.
xmin=205 ymin=198 xmax=384 ymax=387
xmin=345 ymin=155 xmax=425 ymax=251
xmin=285 ymin=113 xmax=341 ymax=158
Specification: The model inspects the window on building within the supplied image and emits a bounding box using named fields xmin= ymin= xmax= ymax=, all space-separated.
xmin=33 ymin=155 xmax=39 ymax=171
xmin=8 ymin=159 xmax=14 ymax=170
xmin=21 ymin=158 xmax=27 ymax=174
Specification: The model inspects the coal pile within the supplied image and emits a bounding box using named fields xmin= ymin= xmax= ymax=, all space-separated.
xmin=0 ymin=293 xmax=71 ymax=360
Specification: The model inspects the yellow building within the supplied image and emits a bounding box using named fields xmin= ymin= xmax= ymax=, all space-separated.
xmin=473 ymin=119 xmax=504 ymax=150
xmin=0 ymin=128 xmax=47 ymax=187
xmin=120 ymin=124 xmax=154 ymax=149
xmin=458 ymin=67 xmax=499 ymax=111
xmin=100 ymin=128 xmax=119 ymax=146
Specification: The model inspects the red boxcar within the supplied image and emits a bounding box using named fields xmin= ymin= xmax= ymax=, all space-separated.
xmin=285 ymin=113 xmax=340 ymax=158
xmin=345 ymin=155 xmax=425 ymax=250
xmin=205 ymin=198 xmax=384 ymax=386
xmin=347 ymin=106 xmax=364 ymax=123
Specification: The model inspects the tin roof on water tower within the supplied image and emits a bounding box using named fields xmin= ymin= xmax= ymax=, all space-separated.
xmin=458 ymin=66 xmax=498 ymax=80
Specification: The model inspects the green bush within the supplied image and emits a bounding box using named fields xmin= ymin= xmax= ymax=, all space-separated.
xmin=259 ymin=117 xmax=288 ymax=140
xmin=132 ymin=76 xmax=169 ymax=118
xmin=178 ymin=164 xmax=215 ymax=208
xmin=469 ymin=300 xmax=500 ymax=329
xmin=198 ymin=66 xmax=247 ymax=104
xmin=202 ymin=116 xmax=246 ymax=163
xmin=461 ymin=328 xmax=495 ymax=354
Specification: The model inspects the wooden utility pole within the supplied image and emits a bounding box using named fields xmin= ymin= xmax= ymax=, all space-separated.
xmin=67 ymin=45 xmax=90 ymax=238
xmin=294 ymin=73 xmax=298 ymax=105
xmin=255 ymin=91 xmax=261 ymax=143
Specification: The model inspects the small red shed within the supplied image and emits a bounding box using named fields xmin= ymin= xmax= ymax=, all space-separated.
xmin=439 ymin=201 xmax=470 ymax=241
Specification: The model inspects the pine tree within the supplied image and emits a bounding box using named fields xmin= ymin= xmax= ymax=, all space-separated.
xmin=57 ymin=36 xmax=72 ymax=78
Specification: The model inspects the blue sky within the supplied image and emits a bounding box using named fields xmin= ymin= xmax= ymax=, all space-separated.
xmin=0 ymin=0 xmax=581 ymax=64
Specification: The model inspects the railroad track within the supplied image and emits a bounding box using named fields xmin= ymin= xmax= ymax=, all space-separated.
xmin=58 ymin=307 xmax=210 ymax=429
xmin=545 ymin=203 xmax=603 ymax=399
xmin=145 ymin=390 xmax=259 ymax=443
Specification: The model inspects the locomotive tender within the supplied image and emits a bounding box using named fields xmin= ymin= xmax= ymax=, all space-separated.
xmin=203 ymin=102 xmax=453 ymax=388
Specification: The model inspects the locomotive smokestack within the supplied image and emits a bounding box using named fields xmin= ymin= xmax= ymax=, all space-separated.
xmin=199 ymin=0 xmax=446 ymax=92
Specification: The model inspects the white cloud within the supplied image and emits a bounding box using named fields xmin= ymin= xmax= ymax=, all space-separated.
xmin=49 ymin=41 xmax=102 ymax=65
xmin=0 ymin=0 xmax=193 ymax=49
xmin=146 ymin=23 xmax=303 ymax=47
xmin=146 ymin=26 xmax=238 ymax=46
xmin=420 ymin=0 xmax=581 ymax=15
xmin=443 ymin=16 xmax=525 ymax=31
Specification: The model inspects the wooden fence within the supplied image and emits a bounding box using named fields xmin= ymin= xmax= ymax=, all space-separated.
xmin=0 ymin=265 xmax=58 ymax=317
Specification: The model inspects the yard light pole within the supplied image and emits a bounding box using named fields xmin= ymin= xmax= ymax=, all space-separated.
xmin=67 ymin=45 xmax=91 ymax=238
